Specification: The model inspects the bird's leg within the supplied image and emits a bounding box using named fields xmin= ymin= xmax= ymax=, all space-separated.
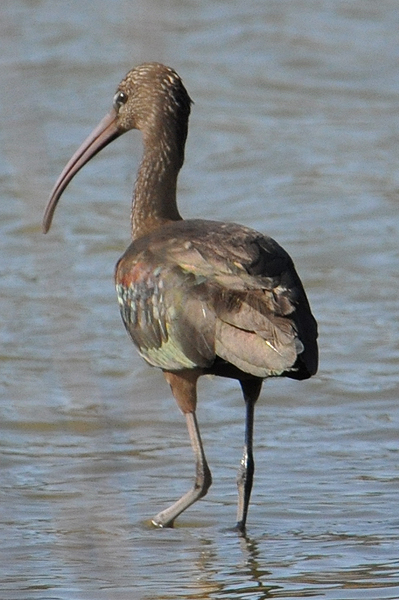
xmin=151 ymin=411 xmax=212 ymax=527
xmin=151 ymin=370 xmax=212 ymax=528
xmin=236 ymin=378 xmax=262 ymax=532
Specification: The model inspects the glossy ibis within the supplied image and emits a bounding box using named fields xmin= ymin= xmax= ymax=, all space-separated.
xmin=43 ymin=63 xmax=318 ymax=531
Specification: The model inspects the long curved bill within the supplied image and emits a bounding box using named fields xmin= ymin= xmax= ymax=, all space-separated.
xmin=43 ymin=109 xmax=122 ymax=233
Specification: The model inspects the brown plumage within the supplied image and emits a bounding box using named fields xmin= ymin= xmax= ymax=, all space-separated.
xmin=43 ymin=63 xmax=318 ymax=531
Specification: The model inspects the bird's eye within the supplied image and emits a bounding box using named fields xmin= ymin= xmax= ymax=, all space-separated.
xmin=113 ymin=90 xmax=128 ymax=111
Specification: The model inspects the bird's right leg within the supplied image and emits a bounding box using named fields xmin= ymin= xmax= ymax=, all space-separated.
xmin=151 ymin=370 xmax=212 ymax=528
xmin=236 ymin=378 xmax=262 ymax=532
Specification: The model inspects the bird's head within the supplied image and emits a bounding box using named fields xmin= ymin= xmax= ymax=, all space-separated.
xmin=43 ymin=63 xmax=192 ymax=233
xmin=114 ymin=63 xmax=191 ymax=135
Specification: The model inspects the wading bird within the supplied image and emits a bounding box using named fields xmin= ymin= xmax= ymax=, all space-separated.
xmin=43 ymin=63 xmax=318 ymax=531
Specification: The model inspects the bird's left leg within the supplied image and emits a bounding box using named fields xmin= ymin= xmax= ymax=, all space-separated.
xmin=236 ymin=378 xmax=262 ymax=532
xmin=151 ymin=369 xmax=212 ymax=528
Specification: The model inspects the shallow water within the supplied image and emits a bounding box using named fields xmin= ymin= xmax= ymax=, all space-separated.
xmin=1 ymin=1 xmax=399 ymax=598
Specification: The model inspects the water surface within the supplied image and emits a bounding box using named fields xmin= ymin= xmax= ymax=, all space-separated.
xmin=1 ymin=1 xmax=398 ymax=598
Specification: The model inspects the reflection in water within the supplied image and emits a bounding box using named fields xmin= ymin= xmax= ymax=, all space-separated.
xmin=238 ymin=535 xmax=278 ymax=598
xmin=1 ymin=0 xmax=399 ymax=598
xmin=177 ymin=533 xmax=278 ymax=599
xmin=184 ymin=531 xmax=399 ymax=599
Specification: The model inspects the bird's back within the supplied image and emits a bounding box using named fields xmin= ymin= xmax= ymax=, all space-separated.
xmin=115 ymin=219 xmax=318 ymax=380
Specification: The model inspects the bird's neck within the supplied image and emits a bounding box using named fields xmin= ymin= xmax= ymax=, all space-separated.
xmin=131 ymin=127 xmax=185 ymax=240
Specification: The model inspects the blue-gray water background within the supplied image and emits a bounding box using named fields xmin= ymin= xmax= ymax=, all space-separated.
xmin=1 ymin=1 xmax=398 ymax=598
